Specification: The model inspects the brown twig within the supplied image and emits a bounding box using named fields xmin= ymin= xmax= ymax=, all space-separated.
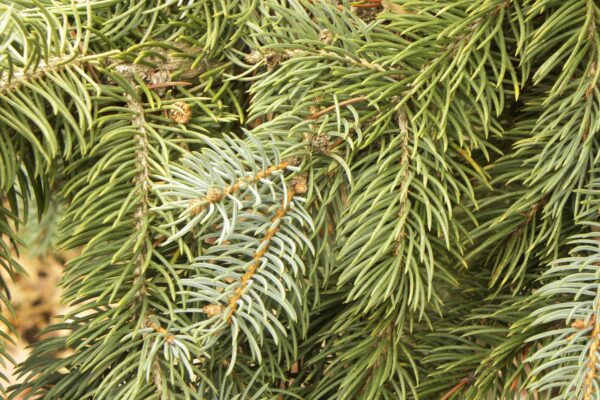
xmin=309 ymin=96 xmax=368 ymax=120
xmin=584 ymin=227 xmax=600 ymax=400
xmin=585 ymin=321 xmax=600 ymax=399
xmin=352 ymin=0 xmax=383 ymax=8
xmin=441 ymin=375 xmax=473 ymax=400
xmin=147 ymin=81 xmax=192 ymax=89
xmin=224 ymin=186 xmax=298 ymax=323
xmin=393 ymin=109 xmax=411 ymax=248
xmin=147 ymin=321 xmax=175 ymax=344
xmin=352 ymin=1 xmax=382 ymax=8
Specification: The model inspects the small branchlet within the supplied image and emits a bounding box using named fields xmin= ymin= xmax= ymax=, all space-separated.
xmin=147 ymin=321 xmax=175 ymax=344
xmin=188 ymin=161 xmax=294 ymax=215
xmin=223 ymin=186 xmax=298 ymax=323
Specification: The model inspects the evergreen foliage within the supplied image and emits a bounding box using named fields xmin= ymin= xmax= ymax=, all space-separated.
xmin=0 ymin=0 xmax=598 ymax=399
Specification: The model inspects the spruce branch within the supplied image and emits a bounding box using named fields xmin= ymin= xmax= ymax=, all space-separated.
xmin=247 ymin=48 xmax=389 ymax=73
xmin=583 ymin=226 xmax=600 ymax=400
xmin=0 ymin=50 xmax=118 ymax=93
xmin=126 ymin=92 xmax=151 ymax=284
xmin=187 ymin=160 xmax=294 ymax=215
xmin=223 ymin=182 xmax=303 ymax=324
xmin=393 ymin=109 xmax=411 ymax=246
xmin=124 ymin=93 xmax=163 ymax=395
xmin=586 ymin=313 xmax=600 ymax=400
xmin=2 ymin=0 xmax=600 ymax=398
xmin=0 ymin=57 xmax=82 ymax=95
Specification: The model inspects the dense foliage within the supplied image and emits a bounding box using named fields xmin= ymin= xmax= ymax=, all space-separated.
xmin=0 ymin=0 xmax=599 ymax=399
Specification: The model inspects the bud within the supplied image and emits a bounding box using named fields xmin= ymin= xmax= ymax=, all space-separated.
xmin=169 ymin=101 xmax=192 ymax=124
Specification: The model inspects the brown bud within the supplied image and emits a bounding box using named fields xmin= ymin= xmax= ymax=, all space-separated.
xmin=264 ymin=51 xmax=286 ymax=70
xmin=245 ymin=50 xmax=263 ymax=64
xmin=572 ymin=319 xmax=589 ymax=330
xmin=311 ymin=135 xmax=331 ymax=154
xmin=351 ymin=3 xmax=383 ymax=23
xmin=169 ymin=101 xmax=192 ymax=124
xmin=290 ymin=174 xmax=308 ymax=194
xmin=206 ymin=187 xmax=222 ymax=202
xmin=204 ymin=237 xmax=217 ymax=245
xmin=287 ymin=156 xmax=303 ymax=167
xmin=319 ymin=29 xmax=334 ymax=45
xmin=203 ymin=304 xmax=224 ymax=318
xmin=572 ymin=315 xmax=596 ymax=330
